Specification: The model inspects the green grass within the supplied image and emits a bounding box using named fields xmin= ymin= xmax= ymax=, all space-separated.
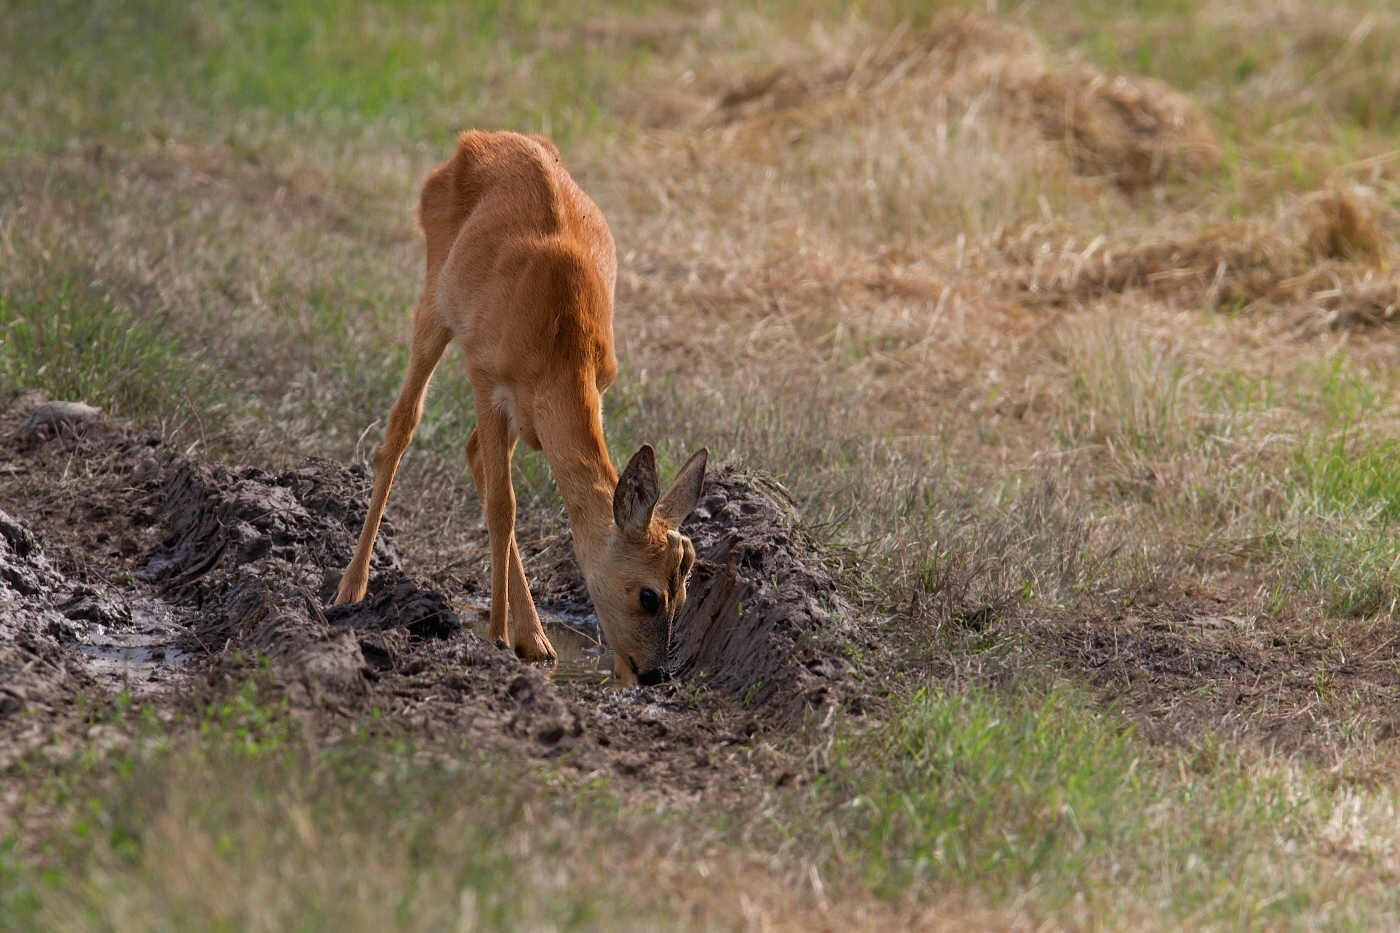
xmin=8 ymin=680 xmax=1400 ymax=932
xmin=1295 ymin=432 xmax=1400 ymax=522
xmin=1287 ymin=356 xmax=1400 ymax=523
xmin=1 ymin=0 xmax=667 ymax=150
xmin=0 ymin=273 xmax=219 ymax=427
xmin=801 ymin=684 xmax=1389 ymax=929
xmin=1 ymin=680 xmax=667 ymax=933
xmin=1258 ymin=357 xmax=1400 ymax=619
xmin=1270 ymin=524 xmax=1400 ymax=620
xmin=831 ymin=686 xmax=1147 ymax=895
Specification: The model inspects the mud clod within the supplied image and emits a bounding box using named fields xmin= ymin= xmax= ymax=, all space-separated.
xmin=0 ymin=510 xmax=94 ymax=740
xmin=506 ymin=670 xmax=583 ymax=746
xmin=139 ymin=457 xmax=398 ymax=609
xmin=0 ymin=510 xmax=61 ymax=597
xmin=16 ymin=401 xmax=106 ymax=442
xmin=324 ymin=580 xmax=460 ymax=640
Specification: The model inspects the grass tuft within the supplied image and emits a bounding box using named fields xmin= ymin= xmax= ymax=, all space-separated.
xmin=802 ymin=683 xmax=1382 ymax=929
xmin=0 ymin=275 xmax=216 ymax=425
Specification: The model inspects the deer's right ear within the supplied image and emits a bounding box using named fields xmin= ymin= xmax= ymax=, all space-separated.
xmin=614 ymin=444 xmax=660 ymax=531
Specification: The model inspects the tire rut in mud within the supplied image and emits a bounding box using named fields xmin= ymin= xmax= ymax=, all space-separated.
xmin=1 ymin=397 xmax=876 ymax=790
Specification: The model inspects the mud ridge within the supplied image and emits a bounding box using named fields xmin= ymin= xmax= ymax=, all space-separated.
xmin=0 ymin=509 xmax=94 ymax=725
xmin=674 ymin=468 xmax=868 ymax=719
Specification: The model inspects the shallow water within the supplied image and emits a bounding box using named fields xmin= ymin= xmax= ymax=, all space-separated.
xmin=457 ymin=602 xmax=615 ymax=685
xmin=76 ymin=597 xmax=195 ymax=695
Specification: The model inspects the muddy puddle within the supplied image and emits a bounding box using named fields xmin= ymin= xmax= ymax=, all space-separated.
xmin=75 ymin=597 xmax=195 ymax=696
xmin=457 ymin=602 xmax=615 ymax=686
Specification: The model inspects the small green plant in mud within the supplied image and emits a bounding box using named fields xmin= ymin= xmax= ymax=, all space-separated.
xmin=743 ymin=680 xmax=763 ymax=709
xmin=198 ymin=663 xmax=299 ymax=757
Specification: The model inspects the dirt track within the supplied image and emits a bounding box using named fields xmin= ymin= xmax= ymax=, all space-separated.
xmin=0 ymin=395 xmax=874 ymax=792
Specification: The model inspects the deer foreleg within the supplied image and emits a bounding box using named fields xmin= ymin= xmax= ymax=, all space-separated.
xmin=508 ymin=535 xmax=555 ymax=663
xmin=334 ymin=315 xmax=449 ymax=605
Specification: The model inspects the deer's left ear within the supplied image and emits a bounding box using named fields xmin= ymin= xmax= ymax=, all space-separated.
xmin=655 ymin=448 xmax=708 ymax=527
xmin=614 ymin=444 xmax=660 ymax=531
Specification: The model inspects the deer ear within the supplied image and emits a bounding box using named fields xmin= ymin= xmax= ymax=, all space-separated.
xmin=614 ymin=445 xmax=660 ymax=531
xmin=655 ymin=448 xmax=708 ymax=528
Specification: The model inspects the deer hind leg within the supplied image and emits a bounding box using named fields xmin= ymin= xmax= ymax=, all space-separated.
xmin=471 ymin=405 xmax=555 ymax=662
xmin=464 ymin=428 xmax=499 ymax=643
xmin=334 ymin=312 xmax=450 ymax=605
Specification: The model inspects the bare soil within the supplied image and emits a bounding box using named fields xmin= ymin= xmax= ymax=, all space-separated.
xmin=0 ymin=394 xmax=875 ymax=798
xmin=1037 ymin=593 xmax=1400 ymax=761
xmin=902 ymin=580 xmax=1400 ymax=772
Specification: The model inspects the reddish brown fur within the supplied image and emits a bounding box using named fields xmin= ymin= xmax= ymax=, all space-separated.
xmin=335 ymin=131 xmax=706 ymax=684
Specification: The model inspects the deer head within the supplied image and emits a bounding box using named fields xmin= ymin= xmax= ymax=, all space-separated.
xmin=586 ymin=445 xmax=708 ymax=686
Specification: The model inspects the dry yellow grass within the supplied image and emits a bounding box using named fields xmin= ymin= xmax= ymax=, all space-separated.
xmin=587 ymin=13 xmax=1396 ymax=463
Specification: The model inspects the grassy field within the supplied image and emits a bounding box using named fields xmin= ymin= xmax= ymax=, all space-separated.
xmin=7 ymin=0 xmax=1400 ymax=929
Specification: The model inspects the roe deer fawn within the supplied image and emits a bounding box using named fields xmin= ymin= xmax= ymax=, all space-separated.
xmin=334 ymin=130 xmax=708 ymax=687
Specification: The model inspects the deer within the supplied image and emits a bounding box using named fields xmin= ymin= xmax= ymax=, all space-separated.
xmin=333 ymin=130 xmax=708 ymax=687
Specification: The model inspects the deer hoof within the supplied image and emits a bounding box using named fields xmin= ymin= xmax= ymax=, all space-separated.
xmin=333 ymin=572 xmax=368 ymax=606
xmin=515 ymin=632 xmax=557 ymax=665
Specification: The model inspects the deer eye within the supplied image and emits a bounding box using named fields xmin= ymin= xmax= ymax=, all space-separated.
xmin=639 ymin=588 xmax=661 ymax=615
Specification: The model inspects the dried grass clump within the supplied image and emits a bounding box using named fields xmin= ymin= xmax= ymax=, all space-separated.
xmin=1291 ymin=188 xmax=1388 ymax=264
xmin=995 ymin=218 xmax=1298 ymax=308
xmin=710 ymin=64 xmax=848 ymax=124
xmin=1103 ymin=221 xmax=1304 ymax=302
xmin=1002 ymin=187 xmax=1396 ymax=326
xmin=699 ymin=17 xmax=1217 ymax=192
xmin=706 ymin=18 xmax=1035 ymax=126
xmin=1031 ymin=63 xmax=1221 ymax=191
xmin=1316 ymin=276 xmax=1400 ymax=328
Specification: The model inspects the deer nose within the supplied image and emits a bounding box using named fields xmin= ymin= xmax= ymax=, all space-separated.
xmin=636 ymin=668 xmax=669 ymax=687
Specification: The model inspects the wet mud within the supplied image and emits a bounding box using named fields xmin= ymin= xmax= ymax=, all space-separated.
xmin=0 ymin=396 xmax=873 ymax=793
xmin=0 ymin=509 xmax=98 ymax=730
xmin=136 ymin=453 xmax=463 ymax=708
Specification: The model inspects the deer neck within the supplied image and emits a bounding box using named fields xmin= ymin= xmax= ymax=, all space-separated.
xmin=542 ymin=420 xmax=618 ymax=580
